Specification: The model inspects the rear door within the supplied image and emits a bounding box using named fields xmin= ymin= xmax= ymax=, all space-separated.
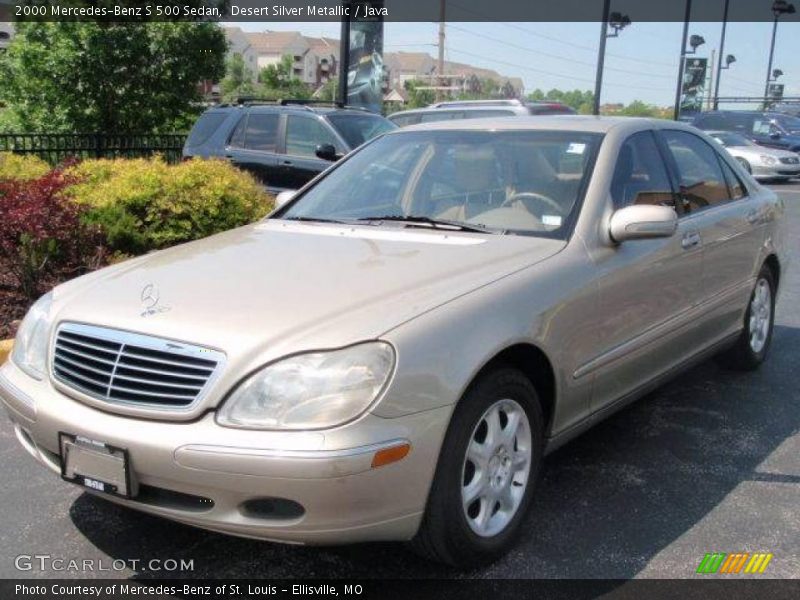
xmin=279 ymin=114 xmax=345 ymax=190
xmin=224 ymin=110 xmax=281 ymax=189
xmin=659 ymin=129 xmax=765 ymax=342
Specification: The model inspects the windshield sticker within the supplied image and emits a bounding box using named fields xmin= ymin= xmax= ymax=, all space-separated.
xmin=542 ymin=215 xmax=563 ymax=227
xmin=566 ymin=143 xmax=586 ymax=155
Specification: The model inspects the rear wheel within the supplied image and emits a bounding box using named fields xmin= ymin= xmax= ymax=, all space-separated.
xmin=717 ymin=264 xmax=775 ymax=370
xmin=410 ymin=368 xmax=543 ymax=567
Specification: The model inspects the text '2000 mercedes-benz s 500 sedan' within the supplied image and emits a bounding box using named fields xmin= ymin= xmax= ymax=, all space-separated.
xmin=0 ymin=117 xmax=786 ymax=567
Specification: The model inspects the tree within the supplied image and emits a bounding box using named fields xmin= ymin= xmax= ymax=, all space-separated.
xmin=258 ymin=55 xmax=311 ymax=100
xmin=220 ymin=54 xmax=258 ymax=101
xmin=0 ymin=21 xmax=226 ymax=133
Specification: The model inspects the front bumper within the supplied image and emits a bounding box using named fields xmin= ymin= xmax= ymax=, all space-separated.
xmin=0 ymin=361 xmax=451 ymax=545
xmin=752 ymin=163 xmax=800 ymax=179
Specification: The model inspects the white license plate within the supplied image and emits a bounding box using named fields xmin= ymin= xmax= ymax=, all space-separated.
xmin=59 ymin=433 xmax=132 ymax=498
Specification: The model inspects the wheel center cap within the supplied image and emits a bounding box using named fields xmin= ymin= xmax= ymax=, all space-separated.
xmin=489 ymin=448 xmax=511 ymax=488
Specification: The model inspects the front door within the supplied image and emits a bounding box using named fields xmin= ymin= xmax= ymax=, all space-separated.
xmin=589 ymin=131 xmax=704 ymax=410
xmin=279 ymin=115 xmax=344 ymax=190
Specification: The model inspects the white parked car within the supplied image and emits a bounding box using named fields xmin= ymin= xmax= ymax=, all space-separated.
xmin=708 ymin=131 xmax=800 ymax=181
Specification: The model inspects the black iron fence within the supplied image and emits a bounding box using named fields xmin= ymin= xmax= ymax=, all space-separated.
xmin=0 ymin=133 xmax=188 ymax=165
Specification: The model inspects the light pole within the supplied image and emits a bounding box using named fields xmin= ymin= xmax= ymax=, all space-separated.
xmin=712 ymin=0 xmax=730 ymax=110
xmin=592 ymin=1 xmax=631 ymax=115
xmin=764 ymin=0 xmax=795 ymax=108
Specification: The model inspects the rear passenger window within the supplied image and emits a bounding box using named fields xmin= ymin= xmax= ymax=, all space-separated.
xmin=719 ymin=158 xmax=747 ymax=200
xmin=242 ymin=113 xmax=280 ymax=152
xmin=662 ymin=130 xmax=731 ymax=214
xmin=611 ymin=132 xmax=675 ymax=209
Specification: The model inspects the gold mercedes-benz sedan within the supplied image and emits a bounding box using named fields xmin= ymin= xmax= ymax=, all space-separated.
xmin=0 ymin=117 xmax=786 ymax=566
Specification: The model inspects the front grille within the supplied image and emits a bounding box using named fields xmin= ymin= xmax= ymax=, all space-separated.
xmin=52 ymin=323 xmax=223 ymax=410
xmin=779 ymin=156 xmax=799 ymax=165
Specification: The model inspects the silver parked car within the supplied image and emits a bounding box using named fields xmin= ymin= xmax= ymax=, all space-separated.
xmin=388 ymin=99 xmax=576 ymax=127
xmin=708 ymin=130 xmax=800 ymax=181
xmin=0 ymin=117 xmax=786 ymax=567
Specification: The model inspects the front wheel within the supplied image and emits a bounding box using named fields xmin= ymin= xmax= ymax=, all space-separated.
xmin=717 ymin=265 xmax=776 ymax=370
xmin=410 ymin=368 xmax=543 ymax=567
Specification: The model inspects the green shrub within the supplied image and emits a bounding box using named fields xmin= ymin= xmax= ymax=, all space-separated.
xmin=0 ymin=152 xmax=51 ymax=183
xmin=67 ymin=157 xmax=273 ymax=255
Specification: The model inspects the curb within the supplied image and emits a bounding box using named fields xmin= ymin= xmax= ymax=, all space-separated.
xmin=0 ymin=339 xmax=13 ymax=364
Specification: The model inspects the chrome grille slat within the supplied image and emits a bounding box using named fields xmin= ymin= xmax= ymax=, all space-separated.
xmin=54 ymin=363 xmax=112 ymax=389
xmin=112 ymin=363 xmax=208 ymax=381
xmin=111 ymin=372 xmax=205 ymax=390
xmin=54 ymin=353 xmax=114 ymax=378
xmin=118 ymin=352 xmax=215 ymax=372
xmin=52 ymin=323 xmax=224 ymax=412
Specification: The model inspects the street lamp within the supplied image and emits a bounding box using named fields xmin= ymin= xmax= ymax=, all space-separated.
xmin=593 ymin=1 xmax=631 ymax=115
xmin=713 ymin=0 xmax=731 ymax=110
xmin=771 ymin=68 xmax=784 ymax=79
xmin=764 ymin=0 xmax=795 ymax=107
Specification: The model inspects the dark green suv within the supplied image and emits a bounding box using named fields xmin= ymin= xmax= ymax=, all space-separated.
xmin=183 ymin=100 xmax=396 ymax=192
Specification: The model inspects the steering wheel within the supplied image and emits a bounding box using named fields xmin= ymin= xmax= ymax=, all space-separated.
xmin=501 ymin=191 xmax=563 ymax=215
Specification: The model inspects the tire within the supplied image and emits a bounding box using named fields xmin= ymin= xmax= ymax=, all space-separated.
xmin=717 ymin=264 xmax=776 ymax=371
xmin=410 ymin=368 xmax=544 ymax=567
xmin=736 ymin=157 xmax=752 ymax=174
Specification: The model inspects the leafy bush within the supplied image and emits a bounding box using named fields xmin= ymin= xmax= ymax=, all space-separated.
xmin=67 ymin=157 xmax=273 ymax=254
xmin=0 ymin=167 xmax=104 ymax=300
xmin=0 ymin=152 xmax=51 ymax=183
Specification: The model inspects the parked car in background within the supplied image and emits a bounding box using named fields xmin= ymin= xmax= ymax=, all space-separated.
xmin=3 ymin=117 xmax=785 ymax=567
xmin=388 ymin=99 xmax=576 ymax=127
xmin=693 ymin=110 xmax=800 ymax=153
xmin=707 ymin=131 xmax=800 ymax=181
xmin=183 ymin=100 xmax=396 ymax=192
xmin=772 ymin=102 xmax=800 ymax=118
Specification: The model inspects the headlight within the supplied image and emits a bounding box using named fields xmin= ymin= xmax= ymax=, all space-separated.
xmin=217 ymin=342 xmax=395 ymax=430
xmin=347 ymin=69 xmax=357 ymax=86
xmin=760 ymin=155 xmax=777 ymax=165
xmin=11 ymin=292 xmax=54 ymax=380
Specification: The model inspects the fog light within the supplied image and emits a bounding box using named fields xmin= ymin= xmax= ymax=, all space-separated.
xmin=371 ymin=443 xmax=411 ymax=468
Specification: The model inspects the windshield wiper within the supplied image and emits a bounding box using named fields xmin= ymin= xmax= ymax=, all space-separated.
xmin=357 ymin=215 xmax=502 ymax=234
xmin=282 ymin=216 xmax=357 ymax=225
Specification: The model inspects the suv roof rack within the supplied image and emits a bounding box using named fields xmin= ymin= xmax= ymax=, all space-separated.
xmin=217 ymin=97 xmax=375 ymax=113
xmin=279 ymin=99 xmax=373 ymax=112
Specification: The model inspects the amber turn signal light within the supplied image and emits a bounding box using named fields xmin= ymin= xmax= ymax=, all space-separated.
xmin=371 ymin=443 xmax=411 ymax=468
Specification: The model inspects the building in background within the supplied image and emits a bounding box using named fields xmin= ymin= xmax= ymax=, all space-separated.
xmin=221 ymin=29 xmax=521 ymax=102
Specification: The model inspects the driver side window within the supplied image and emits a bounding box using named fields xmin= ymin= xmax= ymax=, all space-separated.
xmin=611 ymin=132 xmax=675 ymax=210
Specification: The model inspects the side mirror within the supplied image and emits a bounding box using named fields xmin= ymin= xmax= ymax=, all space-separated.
xmin=769 ymin=131 xmax=781 ymax=139
xmin=315 ymin=143 xmax=339 ymax=161
xmin=275 ymin=190 xmax=297 ymax=208
xmin=609 ymin=205 xmax=677 ymax=243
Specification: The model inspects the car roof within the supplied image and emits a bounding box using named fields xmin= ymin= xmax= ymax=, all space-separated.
xmin=201 ymin=105 xmax=375 ymax=117
xmin=395 ymin=115 xmax=675 ymax=134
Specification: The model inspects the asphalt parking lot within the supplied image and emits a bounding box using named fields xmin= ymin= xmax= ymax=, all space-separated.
xmin=1 ymin=181 xmax=798 ymax=580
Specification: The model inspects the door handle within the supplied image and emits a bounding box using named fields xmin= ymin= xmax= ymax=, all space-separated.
xmin=681 ymin=231 xmax=701 ymax=249
xmin=282 ymin=160 xmax=293 ymax=166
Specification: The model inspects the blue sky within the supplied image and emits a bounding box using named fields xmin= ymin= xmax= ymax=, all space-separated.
xmin=233 ymin=21 xmax=800 ymax=107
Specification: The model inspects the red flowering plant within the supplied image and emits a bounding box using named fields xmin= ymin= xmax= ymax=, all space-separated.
xmin=0 ymin=162 xmax=106 ymax=303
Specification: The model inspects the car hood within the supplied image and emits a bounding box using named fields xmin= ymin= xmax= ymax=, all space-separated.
xmin=53 ymin=221 xmax=564 ymax=370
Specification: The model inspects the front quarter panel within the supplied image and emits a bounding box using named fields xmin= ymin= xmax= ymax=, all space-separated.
xmin=374 ymin=243 xmax=599 ymax=439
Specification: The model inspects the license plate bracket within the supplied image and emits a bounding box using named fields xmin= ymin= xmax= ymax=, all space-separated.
xmin=59 ymin=433 xmax=133 ymax=499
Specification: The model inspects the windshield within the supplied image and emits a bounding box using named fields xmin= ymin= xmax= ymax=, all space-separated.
xmin=277 ymin=130 xmax=603 ymax=239
xmin=326 ymin=113 xmax=397 ymax=148
xmin=711 ymin=132 xmax=753 ymax=147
